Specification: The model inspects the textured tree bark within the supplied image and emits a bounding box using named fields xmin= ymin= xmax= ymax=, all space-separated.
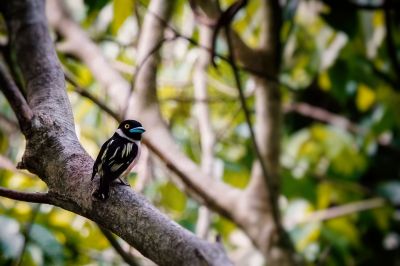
xmin=0 ymin=1 xmax=232 ymax=265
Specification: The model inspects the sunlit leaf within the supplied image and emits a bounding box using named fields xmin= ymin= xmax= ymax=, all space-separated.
xmin=112 ymin=0 xmax=135 ymax=34
xmin=356 ymin=84 xmax=376 ymax=112
xmin=159 ymin=182 xmax=187 ymax=213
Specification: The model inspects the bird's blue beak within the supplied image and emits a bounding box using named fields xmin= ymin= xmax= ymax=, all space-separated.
xmin=129 ymin=127 xmax=146 ymax=133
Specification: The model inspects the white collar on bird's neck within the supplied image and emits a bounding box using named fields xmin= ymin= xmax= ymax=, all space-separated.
xmin=116 ymin=128 xmax=137 ymax=143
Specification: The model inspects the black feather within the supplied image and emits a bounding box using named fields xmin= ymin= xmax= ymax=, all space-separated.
xmin=92 ymin=133 xmax=138 ymax=200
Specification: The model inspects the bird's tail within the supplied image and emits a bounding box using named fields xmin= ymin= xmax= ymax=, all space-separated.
xmin=92 ymin=177 xmax=110 ymax=200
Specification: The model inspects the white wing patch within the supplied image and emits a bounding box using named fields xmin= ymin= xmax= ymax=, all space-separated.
xmin=111 ymin=163 xmax=124 ymax=172
xmin=122 ymin=144 xmax=127 ymax=158
xmin=127 ymin=143 xmax=133 ymax=156
xmin=110 ymin=147 xmax=120 ymax=160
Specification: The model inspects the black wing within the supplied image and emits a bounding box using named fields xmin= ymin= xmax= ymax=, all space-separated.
xmin=91 ymin=138 xmax=111 ymax=180
xmin=98 ymin=138 xmax=138 ymax=182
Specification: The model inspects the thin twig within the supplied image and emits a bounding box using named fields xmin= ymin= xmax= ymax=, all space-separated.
xmin=136 ymin=1 xmax=276 ymax=81
xmin=98 ymin=226 xmax=139 ymax=266
xmin=284 ymin=102 xmax=359 ymax=133
xmin=0 ymin=63 xmax=32 ymax=132
xmin=0 ymin=45 xmax=25 ymax=93
xmin=284 ymin=101 xmax=396 ymax=147
xmin=224 ymin=16 xmax=282 ymax=228
xmin=285 ymin=197 xmax=386 ymax=228
xmin=0 ymin=187 xmax=51 ymax=204
xmin=14 ymin=204 xmax=41 ymax=266
xmin=214 ymin=105 xmax=242 ymax=143
xmin=64 ymin=72 xmax=122 ymax=122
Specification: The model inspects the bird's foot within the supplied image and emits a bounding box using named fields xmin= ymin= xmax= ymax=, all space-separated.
xmin=114 ymin=178 xmax=130 ymax=187
xmin=92 ymin=190 xmax=108 ymax=201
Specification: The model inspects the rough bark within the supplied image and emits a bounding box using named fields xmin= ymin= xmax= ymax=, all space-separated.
xmin=0 ymin=1 xmax=232 ymax=265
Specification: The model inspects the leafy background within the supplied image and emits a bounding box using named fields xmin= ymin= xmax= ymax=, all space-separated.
xmin=1 ymin=0 xmax=400 ymax=265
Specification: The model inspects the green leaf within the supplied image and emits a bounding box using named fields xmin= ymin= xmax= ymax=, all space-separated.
xmin=356 ymin=84 xmax=376 ymax=112
xmin=84 ymin=0 xmax=110 ymax=14
xmin=159 ymin=182 xmax=187 ymax=213
xmin=112 ymin=0 xmax=135 ymax=34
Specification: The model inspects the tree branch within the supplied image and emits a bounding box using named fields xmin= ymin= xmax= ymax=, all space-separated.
xmin=285 ymin=102 xmax=358 ymax=133
xmin=285 ymin=197 xmax=386 ymax=228
xmin=225 ymin=24 xmax=281 ymax=227
xmin=192 ymin=14 xmax=218 ymax=239
xmin=99 ymin=226 xmax=140 ymax=266
xmin=0 ymin=62 xmax=32 ymax=132
xmin=64 ymin=72 xmax=122 ymax=122
xmin=0 ymin=187 xmax=51 ymax=204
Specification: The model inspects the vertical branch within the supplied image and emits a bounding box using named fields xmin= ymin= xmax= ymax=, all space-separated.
xmin=224 ymin=27 xmax=282 ymax=233
xmin=193 ymin=17 xmax=218 ymax=239
xmin=127 ymin=0 xmax=175 ymax=113
xmin=228 ymin=0 xmax=296 ymax=262
xmin=3 ymin=0 xmax=74 ymax=130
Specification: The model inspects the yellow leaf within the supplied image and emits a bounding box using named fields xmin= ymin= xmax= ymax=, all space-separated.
xmin=326 ymin=217 xmax=360 ymax=246
xmin=356 ymin=84 xmax=376 ymax=112
xmin=373 ymin=11 xmax=384 ymax=27
xmin=112 ymin=0 xmax=134 ymax=34
xmin=318 ymin=71 xmax=331 ymax=91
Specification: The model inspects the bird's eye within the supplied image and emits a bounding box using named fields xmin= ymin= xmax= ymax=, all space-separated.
xmin=124 ymin=124 xmax=130 ymax=129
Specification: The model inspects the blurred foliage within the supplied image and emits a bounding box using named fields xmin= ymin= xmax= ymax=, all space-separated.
xmin=1 ymin=0 xmax=400 ymax=265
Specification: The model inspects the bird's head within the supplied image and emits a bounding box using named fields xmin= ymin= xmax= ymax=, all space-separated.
xmin=119 ymin=120 xmax=145 ymax=141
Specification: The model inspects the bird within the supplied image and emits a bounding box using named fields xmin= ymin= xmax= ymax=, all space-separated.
xmin=91 ymin=120 xmax=145 ymax=200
